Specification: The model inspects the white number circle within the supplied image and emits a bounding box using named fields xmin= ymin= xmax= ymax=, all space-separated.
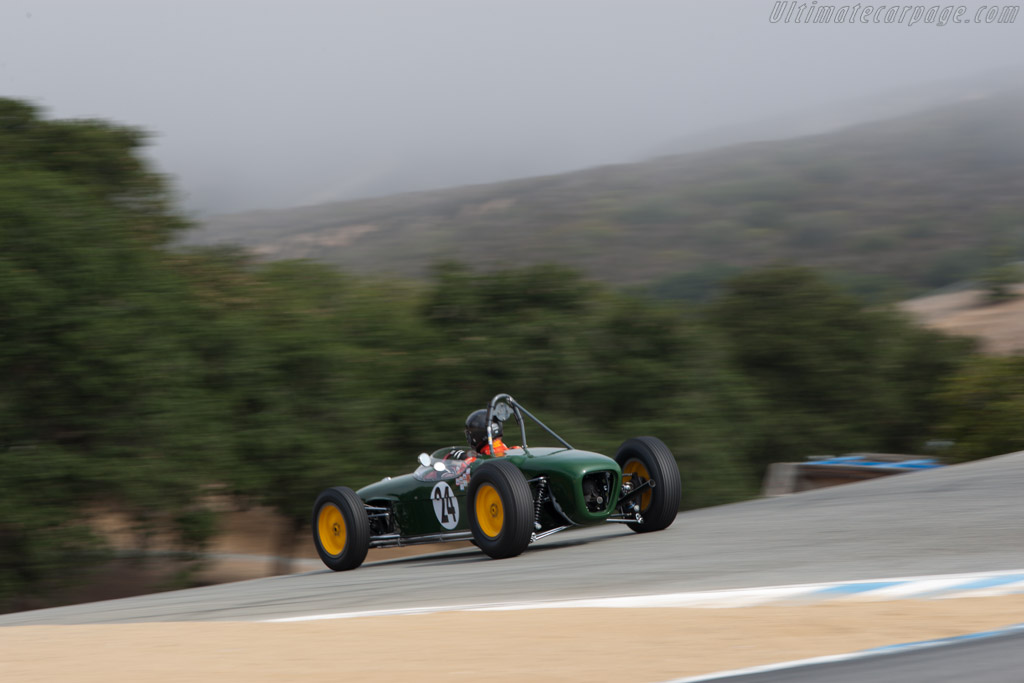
xmin=431 ymin=481 xmax=460 ymax=530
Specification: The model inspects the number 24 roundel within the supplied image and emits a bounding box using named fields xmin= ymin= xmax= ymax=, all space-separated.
xmin=431 ymin=481 xmax=460 ymax=530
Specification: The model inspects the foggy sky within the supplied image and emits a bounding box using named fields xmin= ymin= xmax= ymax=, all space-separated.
xmin=1 ymin=0 xmax=1022 ymax=216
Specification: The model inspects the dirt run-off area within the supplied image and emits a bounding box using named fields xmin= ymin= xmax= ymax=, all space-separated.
xmin=899 ymin=284 xmax=1024 ymax=354
xmin=3 ymin=596 xmax=1024 ymax=683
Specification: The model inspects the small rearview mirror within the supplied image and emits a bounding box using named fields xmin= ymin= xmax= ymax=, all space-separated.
xmin=433 ymin=461 xmax=446 ymax=472
xmin=418 ymin=453 xmax=431 ymax=467
xmin=494 ymin=403 xmax=513 ymax=421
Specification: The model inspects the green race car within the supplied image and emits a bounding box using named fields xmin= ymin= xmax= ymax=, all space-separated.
xmin=312 ymin=393 xmax=682 ymax=571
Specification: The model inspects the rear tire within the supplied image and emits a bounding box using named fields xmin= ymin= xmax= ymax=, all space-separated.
xmin=312 ymin=486 xmax=370 ymax=571
xmin=615 ymin=437 xmax=681 ymax=533
xmin=468 ymin=459 xmax=534 ymax=559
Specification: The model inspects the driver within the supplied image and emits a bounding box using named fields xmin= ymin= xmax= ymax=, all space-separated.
xmin=464 ymin=408 xmax=508 ymax=456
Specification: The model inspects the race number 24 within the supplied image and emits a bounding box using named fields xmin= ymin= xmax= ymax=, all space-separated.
xmin=431 ymin=481 xmax=459 ymax=530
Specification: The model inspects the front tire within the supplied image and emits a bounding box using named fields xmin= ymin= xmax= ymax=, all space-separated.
xmin=468 ymin=459 xmax=534 ymax=559
xmin=615 ymin=437 xmax=681 ymax=533
xmin=312 ymin=486 xmax=370 ymax=571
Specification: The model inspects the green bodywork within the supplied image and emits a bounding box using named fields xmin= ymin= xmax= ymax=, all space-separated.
xmin=356 ymin=446 xmax=622 ymax=537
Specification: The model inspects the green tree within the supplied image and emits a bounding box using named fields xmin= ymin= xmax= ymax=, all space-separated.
xmin=939 ymin=355 xmax=1024 ymax=461
xmin=0 ymin=100 xmax=210 ymax=606
xmin=0 ymin=99 xmax=185 ymax=245
xmin=707 ymin=266 xmax=970 ymax=474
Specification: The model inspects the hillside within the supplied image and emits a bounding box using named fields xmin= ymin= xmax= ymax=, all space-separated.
xmin=190 ymin=88 xmax=1024 ymax=295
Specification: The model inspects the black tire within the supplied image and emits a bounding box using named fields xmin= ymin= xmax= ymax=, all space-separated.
xmin=615 ymin=437 xmax=681 ymax=533
xmin=468 ymin=459 xmax=535 ymax=559
xmin=312 ymin=486 xmax=371 ymax=571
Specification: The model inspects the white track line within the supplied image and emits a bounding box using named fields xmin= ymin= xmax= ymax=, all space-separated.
xmin=264 ymin=568 xmax=1024 ymax=622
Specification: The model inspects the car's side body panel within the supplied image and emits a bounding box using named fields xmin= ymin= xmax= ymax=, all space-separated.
xmin=358 ymin=472 xmax=463 ymax=536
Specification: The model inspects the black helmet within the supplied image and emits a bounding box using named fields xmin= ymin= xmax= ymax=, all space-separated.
xmin=465 ymin=408 xmax=501 ymax=450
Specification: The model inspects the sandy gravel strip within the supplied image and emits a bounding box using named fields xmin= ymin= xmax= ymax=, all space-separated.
xmin=4 ymin=596 xmax=1024 ymax=683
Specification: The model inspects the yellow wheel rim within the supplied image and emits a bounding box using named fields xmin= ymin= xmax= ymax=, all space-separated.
xmin=475 ymin=483 xmax=504 ymax=539
xmin=623 ymin=460 xmax=653 ymax=512
xmin=317 ymin=503 xmax=347 ymax=556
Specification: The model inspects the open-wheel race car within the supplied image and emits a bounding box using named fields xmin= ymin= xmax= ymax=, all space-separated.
xmin=312 ymin=394 xmax=682 ymax=571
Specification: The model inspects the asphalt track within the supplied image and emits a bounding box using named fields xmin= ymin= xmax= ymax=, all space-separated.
xmin=684 ymin=628 xmax=1024 ymax=682
xmin=3 ymin=451 xmax=1023 ymax=679
xmin=3 ymin=450 xmax=1023 ymax=626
